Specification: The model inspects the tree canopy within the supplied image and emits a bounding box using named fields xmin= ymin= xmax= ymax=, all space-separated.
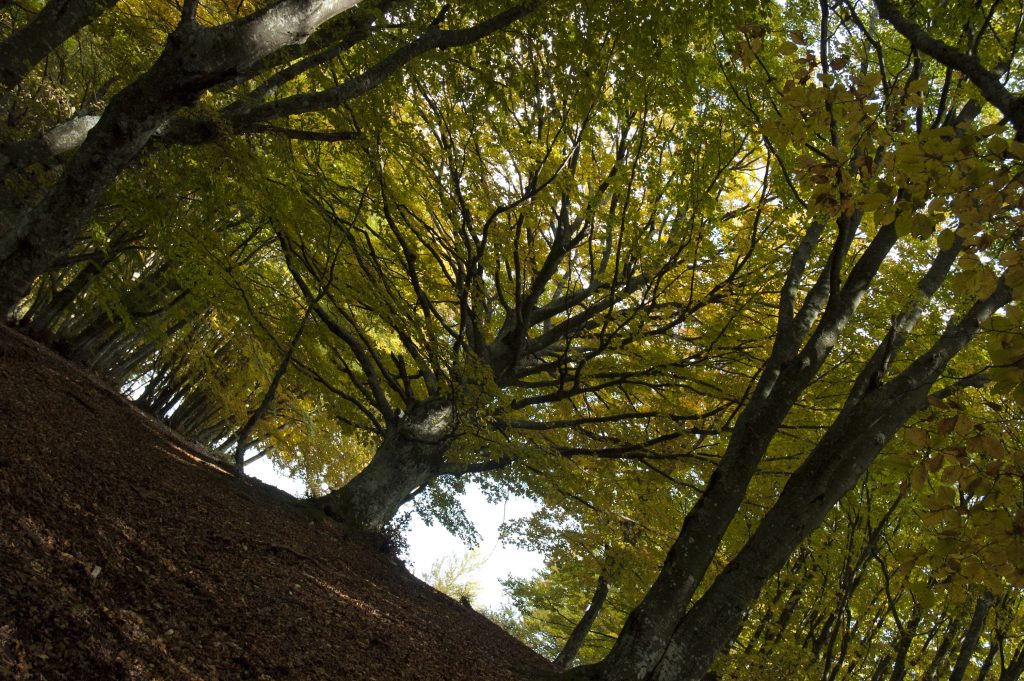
xmin=4 ymin=0 xmax=1024 ymax=679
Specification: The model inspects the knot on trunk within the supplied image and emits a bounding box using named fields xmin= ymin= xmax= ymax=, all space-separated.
xmin=397 ymin=398 xmax=454 ymax=444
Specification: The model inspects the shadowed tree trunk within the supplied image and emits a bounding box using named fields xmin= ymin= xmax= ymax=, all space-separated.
xmin=567 ymin=183 xmax=1009 ymax=681
xmin=233 ymin=309 xmax=310 ymax=473
xmin=0 ymin=0 xmax=120 ymax=88
xmin=555 ymin=575 xmax=610 ymax=669
xmin=950 ymin=594 xmax=992 ymax=681
xmin=999 ymin=644 xmax=1024 ymax=681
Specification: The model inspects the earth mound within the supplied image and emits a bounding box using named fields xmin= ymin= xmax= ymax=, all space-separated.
xmin=0 ymin=324 xmax=552 ymax=680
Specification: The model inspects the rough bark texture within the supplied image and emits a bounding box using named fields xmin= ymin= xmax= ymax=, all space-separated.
xmin=0 ymin=0 xmax=362 ymax=314
xmin=317 ymin=399 xmax=454 ymax=531
xmin=576 ymin=220 xmax=898 ymax=681
xmin=0 ymin=0 xmax=120 ymax=88
xmin=641 ymin=284 xmax=1010 ymax=680
xmin=577 ymin=263 xmax=1009 ymax=681
xmin=555 ymin=575 xmax=609 ymax=669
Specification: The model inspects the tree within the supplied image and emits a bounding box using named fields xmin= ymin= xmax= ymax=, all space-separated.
xmin=5 ymin=0 xmax=1024 ymax=678
xmin=563 ymin=1 xmax=1024 ymax=678
xmin=420 ymin=548 xmax=486 ymax=604
xmin=268 ymin=25 xmax=762 ymax=529
xmin=0 ymin=0 xmax=546 ymax=313
xmin=3 ymin=0 xmax=762 ymax=535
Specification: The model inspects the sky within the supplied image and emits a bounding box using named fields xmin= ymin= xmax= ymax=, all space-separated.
xmin=246 ymin=456 xmax=545 ymax=611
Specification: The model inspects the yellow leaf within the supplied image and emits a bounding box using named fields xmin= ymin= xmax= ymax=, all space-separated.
xmin=978 ymin=123 xmax=1006 ymax=137
xmin=778 ymin=41 xmax=798 ymax=56
xmin=989 ymin=136 xmax=1009 ymax=156
xmin=954 ymin=413 xmax=974 ymax=436
xmin=905 ymin=427 xmax=930 ymax=447
xmin=911 ymin=464 xmax=928 ymax=491
xmin=961 ymin=556 xmax=984 ymax=579
xmin=937 ymin=229 xmax=956 ymax=251
xmin=860 ymin=73 xmax=883 ymax=90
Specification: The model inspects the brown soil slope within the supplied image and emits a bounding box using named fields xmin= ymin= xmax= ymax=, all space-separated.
xmin=0 ymin=325 xmax=553 ymax=680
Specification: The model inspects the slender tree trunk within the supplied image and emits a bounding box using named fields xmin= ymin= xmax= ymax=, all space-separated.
xmin=555 ymin=575 xmax=610 ymax=669
xmin=976 ymin=642 xmax=997 ymax=681
xmin=950 ymin=594 xmax=991 ymax=681
xmin=574 ymin=278 xmax=1009 ymax=681
xmin=20 ymin=261 xmax=101 ymax=337
xmin=869 ymin=655 xmax=891 ymax=681
xmin=887 ymin=615 xmax=923 ymax=681
xmin=233 ymin=311 xmax=308 ymax=473
xmin=923 ymin=623 xmax=955 ymax=681
xmin=998 ymin=645 xmax=1024 ymax=681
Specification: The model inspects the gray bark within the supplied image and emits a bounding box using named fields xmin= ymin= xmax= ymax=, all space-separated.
xmin=578 ymin=258 xmax=1009 ymax=681
xmin=555 ymin=575 xmax=610 ymax=669
xmin=0 ymin=0 xmax=119 ymax=88
xmin=575 ymin=216 xmax=897 ymax=680
xmin=0 ymin=0 xmax=362 ymax=315
xmin=652 ymin=283 xmax=1010 ymax=680
xmin=874 ymin=0 xmax=1024 ymax=130
xmin=316 ymin=399 xmax=453 ymax=532
xmin=0 ymin=0 xmax=545 ymax=316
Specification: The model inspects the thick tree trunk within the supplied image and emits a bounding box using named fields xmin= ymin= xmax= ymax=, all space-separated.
xmin=0 ymin=0 xmax=363 ymax=315
xmin=316 ymin=399 xmax=453 ymax=532
xmin=0 ymin=0 xmax=120 ymax=89
xmin=555 ymin=575 xmax=610 ymax=669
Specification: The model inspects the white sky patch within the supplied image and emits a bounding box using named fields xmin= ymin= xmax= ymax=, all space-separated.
xmin=247 ymin=462 xmax=545 ymax=611
xmin=248 ymin=455 xmax=308 ymax=497
xmin=402 ymin=484 xmax=544 ymax=611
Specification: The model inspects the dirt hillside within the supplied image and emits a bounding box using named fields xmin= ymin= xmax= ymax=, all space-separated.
xmin=0 ymin=324 xmax=554 ymax=680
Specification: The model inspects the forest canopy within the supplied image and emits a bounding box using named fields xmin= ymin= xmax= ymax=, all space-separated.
xmin=3 ymin=0 xmax=1024 ymax=679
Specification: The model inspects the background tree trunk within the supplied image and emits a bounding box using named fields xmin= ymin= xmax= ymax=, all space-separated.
xmin=555 ymin=575 xmax=609 ymax=669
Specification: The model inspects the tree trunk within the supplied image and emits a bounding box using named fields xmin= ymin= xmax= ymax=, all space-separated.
xmin=233 ymin=311 xmax=307 ymax=473
xmin=0 ymin=0 xmax=120 ymax=89
xmin=976 ymin=642 xmax=997 ymax=681
xmin=555 ymin=575 xmax=610 ymax=669
xmin=887 ymin=615 xmax=923 ymax=681
xmin=922 ymin=622 xmax=955 ymax=681
xmin=950 ymin=594 xmax=991 ymax=681
xmin=0 ymin=0 xmax=363 ymax=314
xmin=998 ymin=645 xmax=1024 ymax=681
xmin=316 ymin=399 xmax=453 ymax=532
xmin=869 ymin=655 xmax=891 ymax=681
xmin=574 ymin=280 xmax=1009 ymax=681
